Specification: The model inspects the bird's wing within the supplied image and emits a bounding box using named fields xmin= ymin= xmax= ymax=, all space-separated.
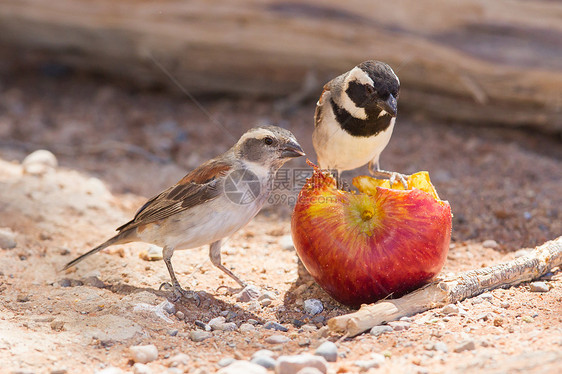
xmin=116 ymin=159 xmax=232 ymax=232
xmin=314 ymin=84 xmax=331 ymax=128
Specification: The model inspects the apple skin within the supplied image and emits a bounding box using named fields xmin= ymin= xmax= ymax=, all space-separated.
xmin=291 ymin=167 xmax=452 ymax=308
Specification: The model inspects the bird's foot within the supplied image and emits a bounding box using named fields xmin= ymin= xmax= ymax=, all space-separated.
xmin=371 ymin=170 xmax=409 ymax=190
xmin=159 ymin=282 xmax=201 ymax=306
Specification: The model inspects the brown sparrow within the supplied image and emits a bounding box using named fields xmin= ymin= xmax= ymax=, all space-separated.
xmin=63 ymin=126 xmax=304 ymax=302
xmin=312 ymin=60 xmax=406 ymax=185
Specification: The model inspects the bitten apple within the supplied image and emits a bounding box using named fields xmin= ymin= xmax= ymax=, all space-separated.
xmin=291 ymin=164 xmax=452 ymax=308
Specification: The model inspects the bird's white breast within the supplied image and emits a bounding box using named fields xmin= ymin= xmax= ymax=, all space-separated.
xmin=313 ymin=106 xmax=395 ymax=172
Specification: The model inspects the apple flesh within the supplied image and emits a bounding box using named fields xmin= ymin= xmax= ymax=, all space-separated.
xmin=291 ymin=165 xmax=452 ymax=308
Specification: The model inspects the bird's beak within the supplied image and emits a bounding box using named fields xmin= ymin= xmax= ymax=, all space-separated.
xmin=376 ymin=94 xmax=397 ymax=117
xmin=281 ymin=139 xmax=305 ymax=158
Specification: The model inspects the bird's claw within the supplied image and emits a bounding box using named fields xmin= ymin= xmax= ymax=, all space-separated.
xmin=159 ymin=282 xmax=201 ymax=306
xmin=370 ymin=169 xmax=409 ymax=190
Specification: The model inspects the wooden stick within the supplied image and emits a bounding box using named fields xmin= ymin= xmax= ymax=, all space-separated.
xmin=328 ymin=236 xmax=562 ymax=337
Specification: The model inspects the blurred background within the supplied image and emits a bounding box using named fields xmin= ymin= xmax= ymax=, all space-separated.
xmin=0 ymin=0 xmax=561 ymax=249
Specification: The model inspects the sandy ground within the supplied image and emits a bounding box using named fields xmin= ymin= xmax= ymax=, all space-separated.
xmin=0 ymin=64 xmax=561 ymax=374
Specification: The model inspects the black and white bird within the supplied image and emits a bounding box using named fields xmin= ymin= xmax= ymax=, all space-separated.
xmin=312 ymin=60 xmax=404 ymax=184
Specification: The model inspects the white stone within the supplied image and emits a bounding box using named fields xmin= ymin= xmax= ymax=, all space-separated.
xmin=22 ymin=149 xmax=57 ymax=175
xmin=130 ymin=344 xmax=159 ymax=364
xmin=275 ymin=354 xmax=327 ymax=374
xmin=303 ymin=299 xmax=323 ymax=315
xmin=167 ymin=353 xmax=190 ymax=367
xmin=217 ymin=360 xmax=267 ymax=374
xmin=314 ymin=341 xmax=338 ymax=362
xmin=97 ymin=367 xmax=123 ymax=374
xmin=265 ymin=334 xmax=290 ymax=344
xmin=0 ymin=227 xmax=17 ymax=249
xmin=133 ymin=363 xmax=153 ymax=374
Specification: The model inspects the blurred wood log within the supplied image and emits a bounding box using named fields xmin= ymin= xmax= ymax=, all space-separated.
xmin=1 ymin=0 xmax=561 ymax=132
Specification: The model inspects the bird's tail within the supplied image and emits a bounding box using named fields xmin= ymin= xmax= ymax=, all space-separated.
xmin=62 ymin=233 xmax=129 ymax=271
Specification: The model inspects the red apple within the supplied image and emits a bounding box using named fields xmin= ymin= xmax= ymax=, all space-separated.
xmin=291 ymin=163 xmax=452 ymax=308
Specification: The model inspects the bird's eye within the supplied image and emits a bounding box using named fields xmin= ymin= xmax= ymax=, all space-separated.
xmin=264 ymin=137 xmax=274 ymax=145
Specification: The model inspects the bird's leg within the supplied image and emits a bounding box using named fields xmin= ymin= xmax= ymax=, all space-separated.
xmin=160 ymin=246 xmax=200 ymax=305
xmin=209 ymin=240 xmax=247 ymax=288
xmin=331 ymin=169 xmax=349 ymax=191
xmin=368 ymin=160 xmax=409 ymax=190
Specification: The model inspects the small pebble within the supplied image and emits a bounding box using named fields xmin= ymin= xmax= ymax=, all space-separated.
xmin=237 ymin=285 xmax=261 ymax=302
xmin=133 ymin=363 xmax=152 ymax=374
xmin=314 ymin=341 xmax=338 ymax=362
xmin=259 ymin=291 xmax=277 ymax=301
xmin=522 ymin=315 xmax=534 ymax=323
xmin=0 ymin=227 xmax=17 ymax=249
xmin=279 ymin=235 xmax=295 ymax=250
xmin=251 ymin=355 xmax=276 ymax=369
xmin=190 ymin=330 xmax=213 ymax=342
xmin=311 ymin=315 xmax=325 ymax=325
xmin=139 ymin=245 xmax=163 ymax=261
xmin=294 ymin=284 xmax=309 ymax=296
xmin=209 ymin=316 xmax=237 ymax=331
xmin=454 ymin=340 xmax=475 ymax=353
xmin=276 ymin=354 xmax=327 ymax=374
xmin=500 ymin=301 xmax=510 ymax=309
xmin=50 ymin=320 xmax=65 ymax=331
xmin=130 ymin=344 xmax=158 ymax=364
xmin=260 ymin=299 xmax=273 ymax=307
xmin=298 ymin=338 xmax=311 ymax=347
xmin=296 ymin=368 xmax=324 ymax=374
xmin=195 ymin=320 xmax=211 ymax=331
xmin=51 ymin=369 xmax=68 ymax=374
xmin=264 ymin=321 xmax=289 ymax=332
xmin=217 ymin=361 xmax=267 ymax=374
xmin=175 ymin=311 xmax=185 ymax=320
xmin=300 ymin=324 xmax=317 ymax=332
xmin=97 ymin=367 xmax=122 ymax=374
xmin=82 ymin=276 xmax=106 ymax=288
xmin=471 ymin=296 xmax=484 ymax=305
xmin=218 ymin=357 xmax=236 ymax=367
xmin=265 ymin=334 xmax=290 ymax=344
xmin=167 ymin=329 xmax=179 ymax=337
xmin=167 ymin=353 xmax=189 ymax=366
xmin=529 ymin=281 xmax=550 ymax=292
xmin=303 ymin=299 xmax=323 ymax=315
xmin=370 ymin=325 xmax=393 ymax=336
xmin=17 ymin=293 xmax=30 ymax=302
xmin=493 ymin=318 xmax=504 ymax=327
xmin=514 ymin=249 xmax=530 ymax=258
xmin=479 ymin=292 xmax=493 ymax=301
xmin=239 ymin=323 xmax=256 ymax=332
xmin=476 ymin=313 xmax=493 ymax=322
xmin=252 ymin=349 xmax=275 ymax=359
xmin=388 ymin=321 xmax=410 ymax=331
xmin=354 ymin=354 xmax=385 ymax=371
xmin=22 ymin=149 xmax=58 ymax=175
xmin=482 ymin=239 xmax=499 ymax=249
xmin=442 ymin=304 xmax=459 ymax=315
xmin=429 ymin=342 xmax=448 ymax=353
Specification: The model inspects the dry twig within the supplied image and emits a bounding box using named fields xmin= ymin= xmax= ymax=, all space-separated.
xmin=328 ymin=236 xmax=562 ymax=337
